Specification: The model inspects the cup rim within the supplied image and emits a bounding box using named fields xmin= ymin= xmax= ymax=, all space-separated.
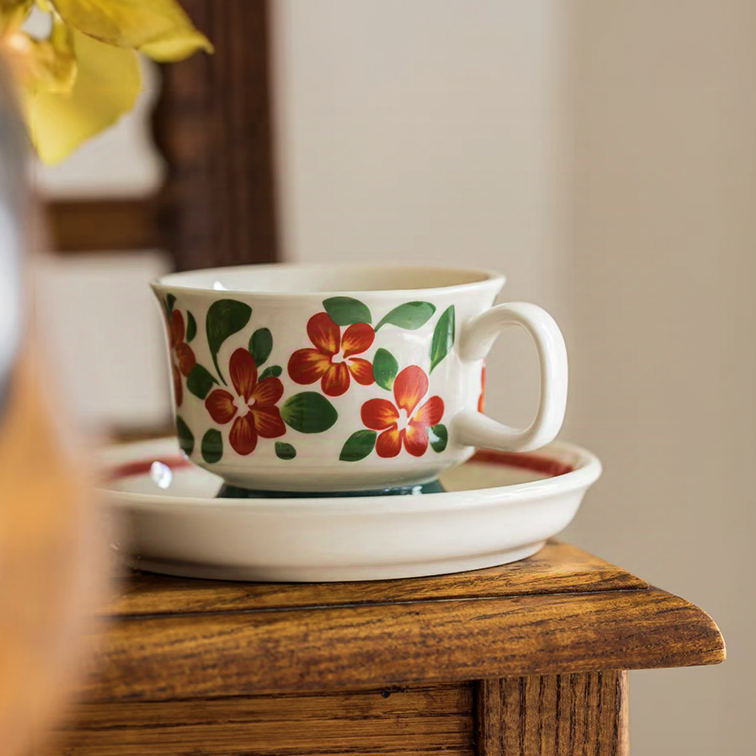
xmin=152 ymin=263 xmax=506 ymax=298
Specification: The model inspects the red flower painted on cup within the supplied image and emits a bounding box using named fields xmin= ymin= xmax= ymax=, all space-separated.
xmin=168 ymin=310 xmax=196 ymax=407
xmin=478 ymin=363 xmax=486 ymax=413
xmin=205 ymin=349 xmax=285 ymax=455
xmin=361 ymin=365 xmax=444 ymax=457
xmin=288 ymin=312 xmax=375 ymax=397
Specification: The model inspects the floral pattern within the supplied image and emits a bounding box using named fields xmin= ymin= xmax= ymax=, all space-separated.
xmin=161 ymin=293 xmax=455 ymax=465
xmin=205 ymin=348 xmax=285 ymax=455
xmin=288 ymin=312 xmax=375 ymax=397
xmin=361 ymin=366 xmax=444 ymax=458
xmin=167 ymin=309 xmax=196 ymax=407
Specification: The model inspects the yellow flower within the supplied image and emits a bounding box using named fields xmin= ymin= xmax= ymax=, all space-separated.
xmin=0 ymin=0 xmax=212 ymax=163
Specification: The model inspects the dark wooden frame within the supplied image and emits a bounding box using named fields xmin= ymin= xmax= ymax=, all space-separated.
xmin=45 ymin=0 xmax=280 ymax=270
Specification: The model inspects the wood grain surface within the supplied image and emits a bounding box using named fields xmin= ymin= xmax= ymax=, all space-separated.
xmin=111 ymin=541 xmax=648 ymax=617
xmin=84 ymin=586 xmax=723 ymax=703
xmin=476 ymin=672 xmax=628 ymax=756
xmin=53 ymin=684 xmax=474 ymax=756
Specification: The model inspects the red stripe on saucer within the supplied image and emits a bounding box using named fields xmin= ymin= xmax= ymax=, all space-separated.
xmin=471 ymin=450 xmax=574 ymax=477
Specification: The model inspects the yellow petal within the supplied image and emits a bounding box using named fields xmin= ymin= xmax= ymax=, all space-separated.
xmin=0 ymin=0 xmax=32 ymax=33
xmin=50 ymin=0 xmax=213 ymax=61
xmin=22 ymin=14 xmax=76 ymax=94
xmin=1 ymin=12 xmax=75 ymax=95
xmin=0 ymin=0 xmax=31 ymax=15
xmin=22 ymin=28 xmax=140 ymax=163
xmin=137 ymin=27 xmax=213 ymax=62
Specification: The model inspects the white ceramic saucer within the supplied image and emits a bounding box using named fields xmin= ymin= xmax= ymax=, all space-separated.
xmin=100 ymin=438 xmax=601 ymax=582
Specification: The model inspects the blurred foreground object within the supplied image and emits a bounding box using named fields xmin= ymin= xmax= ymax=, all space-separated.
xmin=0 ymin=57 xmax=104 ymax=756
xmin=0 ymin=0 xmax=212 ymax=163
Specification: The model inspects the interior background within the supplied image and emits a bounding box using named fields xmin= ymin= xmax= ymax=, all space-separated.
xmin=33 ymin=2 xmax=752 ymax=753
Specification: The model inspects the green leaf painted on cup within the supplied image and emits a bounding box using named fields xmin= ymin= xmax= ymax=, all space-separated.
xmin=429 ymin=305 xmax=455 ymax=373
xmin=249 ymin=327 xmax=272 ymax=367
xmin=166 ymin=293 xmax=176 ymax=313
xmin=201 ymin=429 xmax=223 ymax=463
xmin=375 ymin=301 xmax=436 ymax=331
xmin=372 ymin=348 xmax=398 ymax=391
xmin=259 ymin=365 xmax=283 ymax=381
xmin=186 ymin=311 xmax=197 ymax=342
xmin=428 ymin=423 xmax=448 ymax=453
xmin=339 ymin=430 xmax=377 ymax=461
xmin=186 ymin=364 xmax=218 ymax=399
xmin=281 ymin=392 xmax=338 ymax=434
xmin=275 ymin=442 xmax=297 ymax=460
xmin=323 ymin=296 xmax=372 ymax=326
xmin=206 ymin=299 xmax=252 ymax=384
xmin=176 ymin=416 xmax=194 ymax=456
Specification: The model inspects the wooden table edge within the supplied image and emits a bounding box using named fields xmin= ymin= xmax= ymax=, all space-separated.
xmin=80 ymin=585 xmax=725 ymax=703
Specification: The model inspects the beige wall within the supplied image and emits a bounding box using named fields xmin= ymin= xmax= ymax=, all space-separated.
xmin=36 ymin=1 xmax=750 ymax=752
xmin=566 ymin=2 xmax=755 ymax=753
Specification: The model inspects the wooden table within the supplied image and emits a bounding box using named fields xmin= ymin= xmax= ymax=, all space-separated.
xmin=53 ymin=541 xmax=724 ymax=755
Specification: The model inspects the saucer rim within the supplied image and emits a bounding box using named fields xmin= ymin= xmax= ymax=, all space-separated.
xmin=98 ymin=438 xmax=602 ymax=515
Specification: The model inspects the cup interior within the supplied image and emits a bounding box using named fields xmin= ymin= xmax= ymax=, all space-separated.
xmin=154 ymin=264 xmax=503 ymax=296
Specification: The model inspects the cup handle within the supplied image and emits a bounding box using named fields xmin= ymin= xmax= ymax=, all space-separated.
xmin=454 ymin=302 xmax=568 ymax=452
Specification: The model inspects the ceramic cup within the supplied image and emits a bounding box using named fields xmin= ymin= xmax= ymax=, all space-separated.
xmin=152 ymin=264 xmax=567 ymax=493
